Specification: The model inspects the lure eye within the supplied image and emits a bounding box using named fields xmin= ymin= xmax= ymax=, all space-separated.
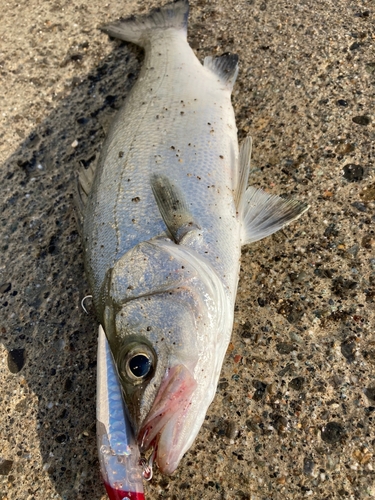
xmin=128 ymin=354 xmax=152 ymax=379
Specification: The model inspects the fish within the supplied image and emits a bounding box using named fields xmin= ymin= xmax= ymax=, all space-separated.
xmin=77 ymin=0 xmax=308 ymax=475
xmin=96 ymin=324 xmax=146 ymax=500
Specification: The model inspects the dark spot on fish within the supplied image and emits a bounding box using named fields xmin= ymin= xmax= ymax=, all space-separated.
xmin=119 ymin=151 xmax=124 ymax=158
xmin=132 ymin=197 xmax=140 ymax=203
xmin=220 ymin=155 xmax=224 ymax=159
xmin=180 ymin=111 xmax=184 ymax=115
xmin=207 ymin=122 xmax=211 ymax=125
xmin=197 ymin=176 xmax=201 ymax=180
xmin=170 ymin=145 xmax=175 ymax=149
xmin=156 ymin=115 xmax=159 ymax=119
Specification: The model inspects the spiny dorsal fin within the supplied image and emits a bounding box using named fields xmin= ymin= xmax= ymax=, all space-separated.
xmin=100 ymin=0 xmax=189 ymax=47
xmin=150 ymin=173 xmax=200 ymax=243
xmin=235 ymin=136 xmax=252 ymax=210
xmin=241 ymin=186 xmax=309 ymax=245
xmin=204 ymin=53 xmax=239 ymax=89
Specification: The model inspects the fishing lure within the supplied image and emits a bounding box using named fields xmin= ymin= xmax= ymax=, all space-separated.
xmin=97 ymin=325 xmax=147 ymax=500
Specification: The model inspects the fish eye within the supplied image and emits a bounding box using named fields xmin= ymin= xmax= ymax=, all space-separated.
xmin=119 ymin=342 xmax=155 ymax=384
xmin=127 ymin=353 xmax=152 ymax=379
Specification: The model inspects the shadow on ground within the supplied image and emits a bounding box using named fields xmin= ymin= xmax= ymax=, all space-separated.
xmin=1 ymin=40 xmax=142 ymax=500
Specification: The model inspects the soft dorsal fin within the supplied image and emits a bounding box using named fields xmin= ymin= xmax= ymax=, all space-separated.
xmin=241 ymin=186 xmax=309 ymax=245
xmin=235 ymin=136 xmax=252 ymax=210
xmin=150 ymin=174 xmax=201 ymax=243
xmin=204 ymin=53 xmax=239 ymax=89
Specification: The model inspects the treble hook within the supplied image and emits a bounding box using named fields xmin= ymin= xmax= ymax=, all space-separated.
xmin=139 ymin=450 xmax=155 ymax=481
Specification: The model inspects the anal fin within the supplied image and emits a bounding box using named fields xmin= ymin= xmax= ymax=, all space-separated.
xmin=241 ymin=186 xmax=309 ymax=245
xmin=150 ymin=174 xmax=200 ymax=244
xmin=235 ymin=136 xmax=252 ymax=210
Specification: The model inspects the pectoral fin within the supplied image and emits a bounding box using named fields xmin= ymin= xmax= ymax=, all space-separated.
xmin=241 ymin=186 xmax=309 ymax=245
xmin=150 ymin=174 xmax=200 ymax=243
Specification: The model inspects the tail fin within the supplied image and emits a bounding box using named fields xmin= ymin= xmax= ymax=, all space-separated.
xmin=100 ymin=0 xmax=189 ymax=48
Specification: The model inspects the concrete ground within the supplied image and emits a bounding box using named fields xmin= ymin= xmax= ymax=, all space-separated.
xmin=0 ymin=0 xmax=374 ymax=499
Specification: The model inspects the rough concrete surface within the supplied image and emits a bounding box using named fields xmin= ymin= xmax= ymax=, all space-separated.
xmin=1 ymin=0 xmax=374 ymax=499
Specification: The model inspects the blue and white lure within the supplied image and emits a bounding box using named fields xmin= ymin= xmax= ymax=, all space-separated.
xmin=97 ymin=325 xmax=147 ymax=500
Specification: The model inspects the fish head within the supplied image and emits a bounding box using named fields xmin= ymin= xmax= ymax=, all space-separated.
xmin=104 ymin=290 xmax=202 ymax=474
xmin=102 ymin=239 xmax=231 ymax=474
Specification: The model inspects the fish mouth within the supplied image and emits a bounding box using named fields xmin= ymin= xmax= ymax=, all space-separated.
xmin=138 ymin=364 xmax=197 ymax=475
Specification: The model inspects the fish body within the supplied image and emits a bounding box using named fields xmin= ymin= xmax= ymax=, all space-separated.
xmin=84 ymin=12 xmax=241 ymax=313
xmin=80 ymin=0 xmax=308 ymax=475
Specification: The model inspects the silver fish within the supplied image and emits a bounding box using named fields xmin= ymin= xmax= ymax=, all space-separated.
xmin=78 ymin=0 xmax=308 ymax=475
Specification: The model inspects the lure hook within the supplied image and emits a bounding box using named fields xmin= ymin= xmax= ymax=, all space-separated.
xmin=81 ymin=295 xmax=93 ymax=314
xmin=139 ymin=451 xmax=154 ymax=481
